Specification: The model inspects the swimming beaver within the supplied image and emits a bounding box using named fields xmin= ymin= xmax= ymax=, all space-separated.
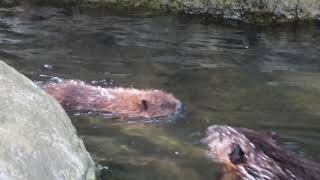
xmin=41 ymin=80 xmax=182 ymax=119
xmin=202 ymin=125 xmax=320 ymax=180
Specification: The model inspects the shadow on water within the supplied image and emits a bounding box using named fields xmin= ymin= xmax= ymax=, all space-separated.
xmin=1 ymin=5 xmax=320 ymax=179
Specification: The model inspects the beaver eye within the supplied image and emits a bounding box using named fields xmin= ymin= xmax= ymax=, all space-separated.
xmin=141 ymin=100 xmax=148 ymax=111
xmin=160 ymin=103 xmax=166 ymax=108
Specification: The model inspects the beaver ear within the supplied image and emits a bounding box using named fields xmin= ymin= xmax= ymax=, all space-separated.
xmin=229 ymin=144 xmax=245 ymax=164
xmin=141 ymin=100 xmax=148 ymax=111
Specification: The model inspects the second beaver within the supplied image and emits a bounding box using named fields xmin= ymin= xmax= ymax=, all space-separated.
xmin=41 ymin=80 xmax=182 ymax=119
xmin=203 ymin=125 xmax=320 ymax=180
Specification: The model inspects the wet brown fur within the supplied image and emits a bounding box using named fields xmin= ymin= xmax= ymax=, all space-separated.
xmin=41 ymin=80 xmax=182 ymax=119
xmin=239 ymin=128 xmax=320 ymax=180
xmin=218 ymin=163 xmax=242 ymax=180
xmin=204 ymin=125 xmax=320 ymax=180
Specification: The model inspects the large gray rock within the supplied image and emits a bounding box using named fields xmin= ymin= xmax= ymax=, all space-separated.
xmin=0 ymin=60 xmax=95 ymax=180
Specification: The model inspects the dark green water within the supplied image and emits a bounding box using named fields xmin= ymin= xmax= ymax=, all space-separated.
xmin=1 ymin=6 xmax=320 ymax=179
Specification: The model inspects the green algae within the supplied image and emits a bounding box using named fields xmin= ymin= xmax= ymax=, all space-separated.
xmin=277 ymin=72 xmax=320 ymax=117
xmin=80 ymin=0 xmax=184 ymax=13
xmin=119 ymin=126 xmax=206 ymax=158
xmin=77 ymin=117 xmax=216 ymax=180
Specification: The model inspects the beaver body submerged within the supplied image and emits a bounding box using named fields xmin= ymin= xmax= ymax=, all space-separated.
xmin=203 ymin=125 xmax=320 ymax=180
xmin=41 ymin=80 xmax=182 ymax=119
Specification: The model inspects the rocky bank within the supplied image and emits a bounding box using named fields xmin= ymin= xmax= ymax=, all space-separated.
xmin=2 ymin=0 xmax=320 ymax=24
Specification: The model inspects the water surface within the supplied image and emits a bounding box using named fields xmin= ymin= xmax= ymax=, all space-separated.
xmin=1 ymin=6 xmax=320 ymax=179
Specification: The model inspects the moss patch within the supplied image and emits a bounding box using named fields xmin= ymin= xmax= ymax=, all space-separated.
xmin=80 ymin=0 xmax=184 ymax=13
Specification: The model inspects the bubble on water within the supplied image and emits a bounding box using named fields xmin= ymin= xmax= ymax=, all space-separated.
xmin=39 ymin=74 xmax=49 ymax=77
xmin=43 ymin=64 xmax=53 ymax=70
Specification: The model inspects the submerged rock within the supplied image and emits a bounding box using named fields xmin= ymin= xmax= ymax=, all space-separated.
xmin=0 ymin=60 xmax=95 ymax=180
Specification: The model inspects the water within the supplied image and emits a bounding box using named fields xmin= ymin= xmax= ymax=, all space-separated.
xmin=1 ymin=6 xmax=320 ymax=179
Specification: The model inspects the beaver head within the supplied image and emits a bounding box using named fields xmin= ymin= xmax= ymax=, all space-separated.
xmin=202 ymin=126 xmax=252 ymax=166
xmin=202 ymin=125 xmax=320 ymax=180
xmin=108 ymin=88 xmax=182 ymax=119
xmin=92 ymin=88 xmax=182 ymax=118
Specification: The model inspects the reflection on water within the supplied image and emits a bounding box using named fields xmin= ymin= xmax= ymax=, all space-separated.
xmin=1 ymin=6 xmax=320 ymax=179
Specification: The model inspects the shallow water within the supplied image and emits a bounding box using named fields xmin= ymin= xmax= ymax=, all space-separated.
xmin=1 ymin=6 xmax=320 ymax=179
